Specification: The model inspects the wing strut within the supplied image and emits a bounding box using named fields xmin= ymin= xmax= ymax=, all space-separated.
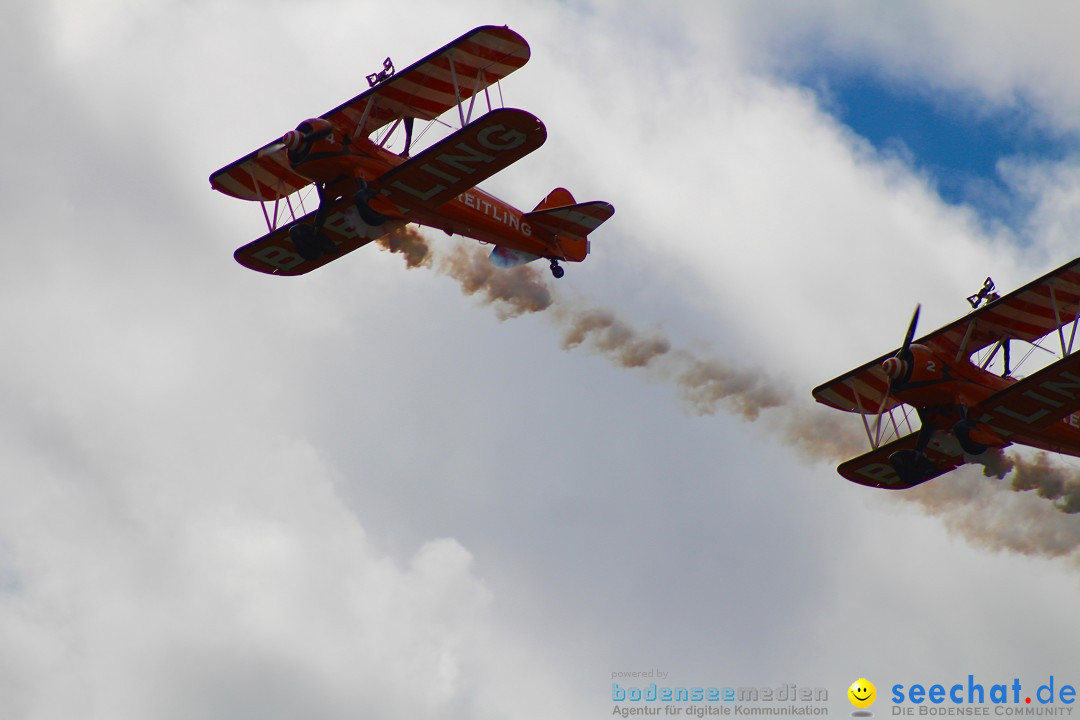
xmin=1050 ymin=282 xmax=1068 ymax=357
xmin=847 ymin=378 xmax=881 ymax=449
xmin=1048 ymin=280 xmax=1080 ymax=357
xmin=247 ymin=165 xmax=277 ymax=233
xmin=954 ymin=318 xmax=977 ymax=363
xmin=1069 ymin=303 xmax=1080 ymax=355
xmin=464 ymin=70 xmax=490 ymax=124
xmin=448 ymin=53 xmax=465 ymax=127
xmin=354 ymin=97 xmax=377 ymax=140
xmin=377 ymin=117 xmax=403 ymax=149
xmin=870 ymin=390 xmax=892 ymax=449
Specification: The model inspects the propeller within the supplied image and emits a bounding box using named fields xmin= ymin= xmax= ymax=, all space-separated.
xmin=881 ymin=304 xmax=920 ymax=385
xmin=257 ymin=141 xmax=287 ymax=158
xmin=258 ymin=120 xmax=334 ymax=160
xmin=872 ymin=304 xmax=921 ymax=444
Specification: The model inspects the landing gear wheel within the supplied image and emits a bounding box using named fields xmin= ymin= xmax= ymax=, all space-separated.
xmin=289 ymin=224 xmax=322 ymax=261
xmin=888 ymin=449 xmax=936 ymax=486
xmin=952 ymin=418 xmax=988 ymax=455
xmin=353 ymin=188 xmax=388 ymax=227
xmin=549 ymin=259 xmax=565 ymax=279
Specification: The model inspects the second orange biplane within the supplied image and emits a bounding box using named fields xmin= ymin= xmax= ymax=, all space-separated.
xmin=814 ymin=257 xmax=1080 ymax=488
xmin=210 ymin=25 xmax=613 ymax=278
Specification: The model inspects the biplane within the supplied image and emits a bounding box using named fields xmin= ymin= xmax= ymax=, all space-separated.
xmin=209 ymin=25 xmax=613 ymax=278
xmin=813 ymin=257 xmax=1080 ymax=489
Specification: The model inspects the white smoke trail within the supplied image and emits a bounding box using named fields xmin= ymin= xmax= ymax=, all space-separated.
xmin=378 ymin=226 xmax=1080 ymax=561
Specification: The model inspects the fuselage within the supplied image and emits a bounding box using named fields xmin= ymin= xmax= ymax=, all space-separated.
xmin=890 ymin=343 xmax=1013 ymax=409
xmin=891 ymin=343 xmax=1080 ymax=457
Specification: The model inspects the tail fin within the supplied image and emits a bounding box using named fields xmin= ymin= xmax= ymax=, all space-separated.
xmin=533 ymin=187 xmax=577 ymax=211
xmin=486 ymin=186 xmax=569 ymax=266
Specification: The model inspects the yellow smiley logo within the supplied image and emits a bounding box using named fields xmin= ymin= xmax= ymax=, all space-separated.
xmin=848 ymin=678 xmax=876 ymax=708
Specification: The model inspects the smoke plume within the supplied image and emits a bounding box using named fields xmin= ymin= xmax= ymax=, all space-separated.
xmin=376 ymin=225 xmax=433 ymax=269
xmin=902 ymin=459 xmax=1080 ymax=558
xmin=440 ymin=245 xmax=553 ymax=319
xmin=558 ymin=308 xmax=671 ymax=368
xmin=379 ymin=226 xmax=848 ymax=431
xmin=1009 ymin=452 xmax=1080 ymax=513
xmin=378 ymin=225 xmax=1080 ymax=561
xmin=889 ymin=426 xmax=1080 ymax=559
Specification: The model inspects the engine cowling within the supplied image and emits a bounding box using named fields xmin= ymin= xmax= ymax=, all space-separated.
xmin=882 ymin=343 xmax=943 ymax=391
xmin=281 ymin=118 xmax=336 ymax=159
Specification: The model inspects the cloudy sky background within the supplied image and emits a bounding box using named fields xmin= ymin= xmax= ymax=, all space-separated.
xmin=6 ymin=1 xmax=1080 ymax=718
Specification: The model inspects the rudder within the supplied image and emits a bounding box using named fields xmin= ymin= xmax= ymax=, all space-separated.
xmin=533 ymin=187 xmax=576 ymax=211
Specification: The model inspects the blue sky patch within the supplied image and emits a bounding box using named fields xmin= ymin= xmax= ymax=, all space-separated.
xmin=801 ymin=71 xmax=1075 ymax=228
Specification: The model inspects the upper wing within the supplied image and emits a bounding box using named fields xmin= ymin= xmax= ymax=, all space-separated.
xmin=210 ymin=25 xmax=529 ymax=202
xmin=922 ymin=257 xmax=1080 ymax=360
xmin=209 ymin=141 xmax=313 ymax=204
xmin=814 ymin=256 xmax=1080 ymax=414
xmin=326 ymin=25 xmax=530 ymax=140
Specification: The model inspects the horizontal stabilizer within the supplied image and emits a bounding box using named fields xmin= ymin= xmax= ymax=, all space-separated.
xmin=523 ymin=200 xmax=614 ymax=241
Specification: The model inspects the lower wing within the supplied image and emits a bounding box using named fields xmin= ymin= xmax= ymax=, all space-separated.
xmin=838 ymin=435 xmax=966 ymax=489
xmin=233 ymin=197 xmax=404 ymax=276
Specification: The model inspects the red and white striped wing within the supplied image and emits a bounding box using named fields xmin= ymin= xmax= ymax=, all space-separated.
xmin=814 ymin=256 xmax=1080 ymax=414
xmin=922 ymin=258 xmax=1080 ymax=360
xmin=209 ymin=25 xmax=530 ymax=202
xmin=232 ymin=199 xmax=406 ymax=276
xmin=327 ymin=25 xmax=530 ymax=137
xmin=813 ymin=362 xmax=896 ymax=415
xmin=209 ymin=145 xmax=310 ymax=203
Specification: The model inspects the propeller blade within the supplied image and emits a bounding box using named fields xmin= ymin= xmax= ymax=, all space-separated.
xmin=875 ymin=303 xmax=922 ymax=442
xmin=901 ymin=304 xmax=921 ymax=353
xmin=257 ymin=141 xmax=287 ymax=158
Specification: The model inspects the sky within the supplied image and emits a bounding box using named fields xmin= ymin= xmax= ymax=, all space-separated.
xmin=7 ymin=1 xmax=1080 ymax=718
xmin=807 ymin=72 xmax=1073 ymax=226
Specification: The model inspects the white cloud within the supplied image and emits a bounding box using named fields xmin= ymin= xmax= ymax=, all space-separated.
xmin=6 ymin=2 xmax=1080 ymax=718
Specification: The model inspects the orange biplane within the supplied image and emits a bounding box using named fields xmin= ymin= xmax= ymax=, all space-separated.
xmin=813 ymin=257 xmax=1080 ymax=489
xmin=210 ymin=25 xmax=613 ymax=278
